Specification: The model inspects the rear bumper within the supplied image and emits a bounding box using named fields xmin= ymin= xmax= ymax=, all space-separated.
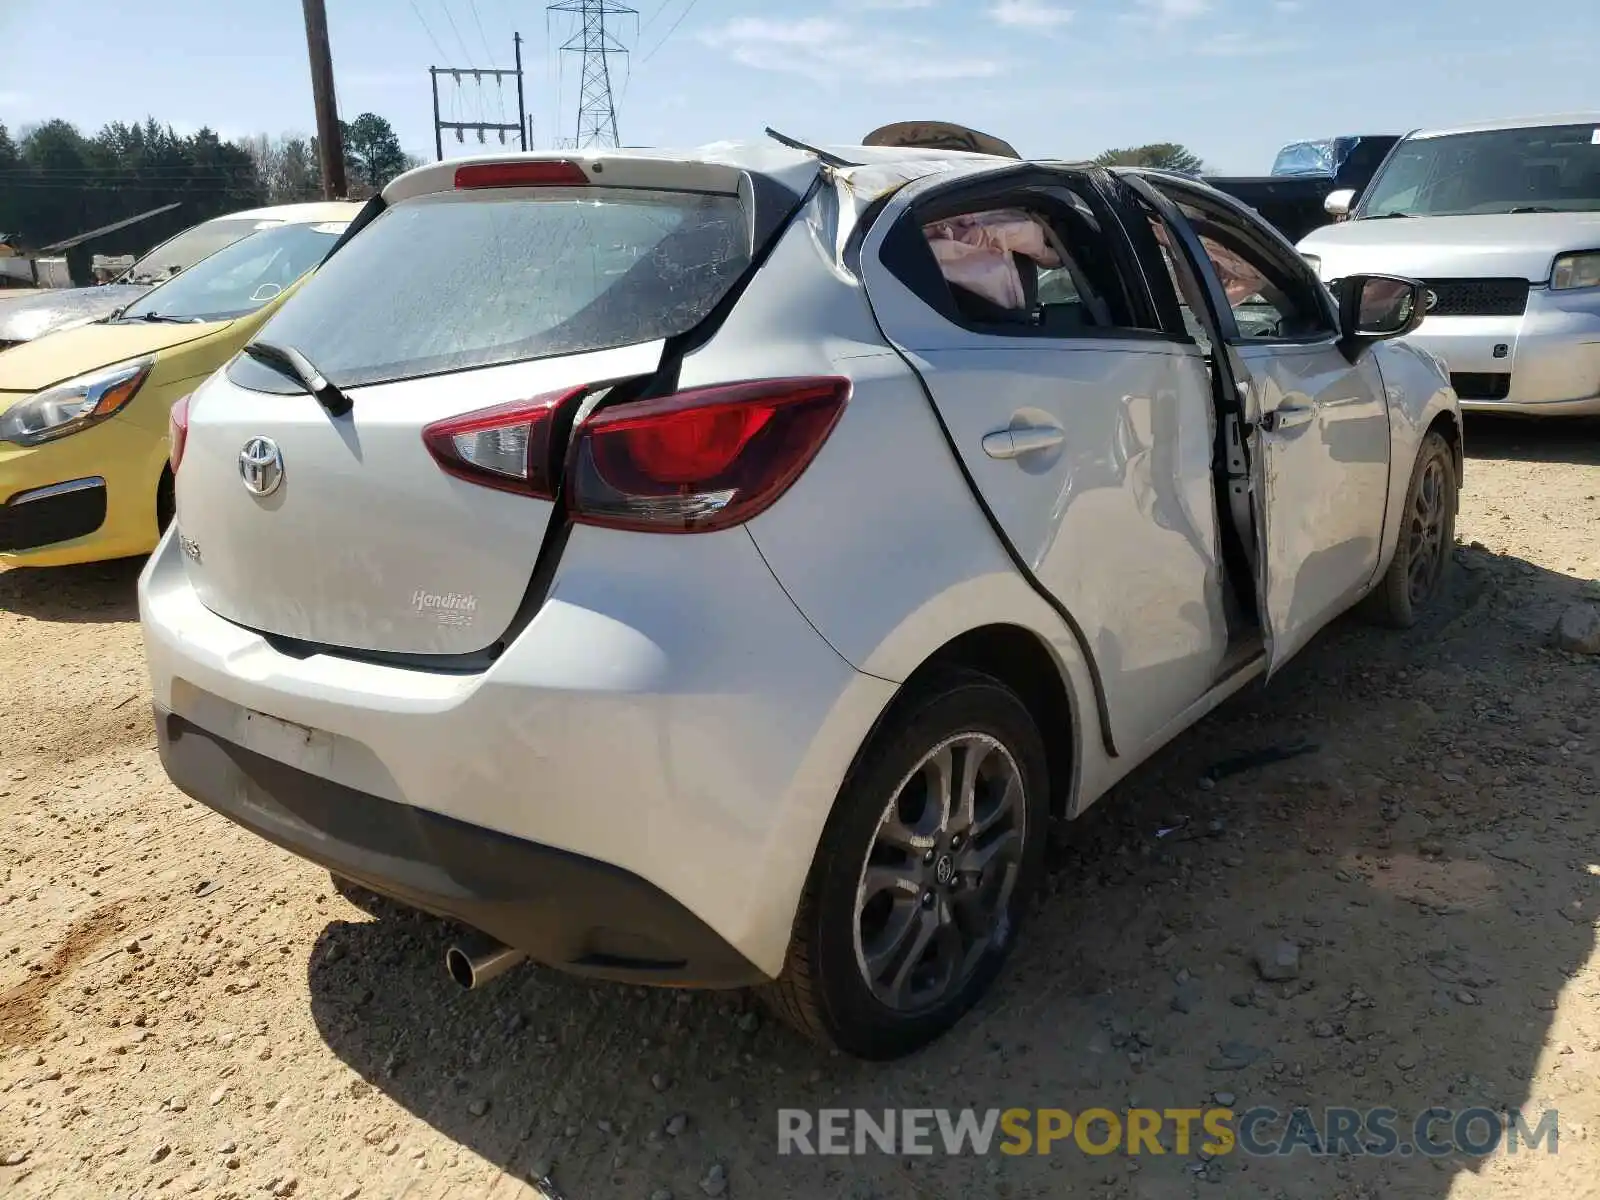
xmin=139 ymin=524 xmax=897 ymax=978
xmin=1405 ymin=286 xmax=1600 ymax=414
xmin=155 ymin=707 xmax=764 ymax=986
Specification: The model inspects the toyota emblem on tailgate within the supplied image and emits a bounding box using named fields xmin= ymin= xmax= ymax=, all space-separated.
xmin=239 ymin=436 xmax=284 ymax=497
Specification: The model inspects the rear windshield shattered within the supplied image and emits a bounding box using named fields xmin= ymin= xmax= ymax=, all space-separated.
xmin=235 ymin=188 xmax=751 ymax=390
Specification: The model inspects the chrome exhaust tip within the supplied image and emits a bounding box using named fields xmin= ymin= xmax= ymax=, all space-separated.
xmin=445 ymin=937 xmax=526 ymax=990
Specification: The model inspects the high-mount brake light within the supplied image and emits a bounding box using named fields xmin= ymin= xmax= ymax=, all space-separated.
xmin=422 ymin=388 xmax=586 ymax=498
xmin=168 ymin=394 xmax=191 ymax=474
xmin=567 ymin=377 xmax=850 ymax=533
xmin=453 ymin=160 xmax=590 ymax=190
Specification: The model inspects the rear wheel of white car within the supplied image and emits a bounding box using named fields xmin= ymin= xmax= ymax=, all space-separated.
xmin=1364 ymin=430 xmax=1457 ymax=628
xmin=764 ymin=670 xmax=1048 ymax=1059
xmin=156 ymin=468 xmax=175 ymax=534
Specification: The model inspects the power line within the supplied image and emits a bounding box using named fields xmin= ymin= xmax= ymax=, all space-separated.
xmin=467 ymin=0 xmax=505 ymax=123
xmin=0 ymin=180 xmax=258 ymax=192
xmin=639 ymin=0 xmax=674 ymax=34
xmin=436 ymin=0 xmax=478 ymax=67
xmin=0 ymin=165 xmax=267 ymax=176
xmin=408 ymin=0 xmax=452 ymax=60
xmin=467 ymin=0 xmax=496 ymax=63
xmin=638 ymin=0 xmax=698 ymax=64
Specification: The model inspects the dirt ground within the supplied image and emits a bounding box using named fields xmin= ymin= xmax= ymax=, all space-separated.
xmin=2 ymin=417 xmax=1598 ymax=1200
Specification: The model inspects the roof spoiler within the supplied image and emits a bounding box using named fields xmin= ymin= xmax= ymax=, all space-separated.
xmin=863 ymin=121 xmax=1020 ymax=160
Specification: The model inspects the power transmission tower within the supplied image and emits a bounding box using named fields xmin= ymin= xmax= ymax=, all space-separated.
xmin=548 ymin=0 xmax=634 ymax=149
xmin=301 ymin=0 xmax=347 ymax=198
xmin=429 ymin=33 xmax=529 ymax=161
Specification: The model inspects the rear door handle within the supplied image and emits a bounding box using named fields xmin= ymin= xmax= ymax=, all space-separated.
xmin=1263 ymin=401 xmax=1316 ymax=432
xmin=983 ymin=425 xmax=1065 ymax=459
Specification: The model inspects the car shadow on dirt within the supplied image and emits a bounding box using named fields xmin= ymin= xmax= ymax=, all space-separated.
xmin=0 ymin=556 xmax=144 ymax=622
xmin=1464 ymin=413 xmax=1600 ymax=465
xmin=305 ymin=545 xmax=1598 ymax=1200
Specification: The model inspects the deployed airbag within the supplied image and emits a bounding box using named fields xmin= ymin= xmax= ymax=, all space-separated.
xmin=923 ymin=209 xmax=1061 ymax=310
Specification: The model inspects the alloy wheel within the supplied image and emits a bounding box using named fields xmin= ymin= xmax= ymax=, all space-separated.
xmin=1406 ymin=455 xmax=1449 ymax=605
xmin=852 ymin=732 xmax=1027 ymax=1012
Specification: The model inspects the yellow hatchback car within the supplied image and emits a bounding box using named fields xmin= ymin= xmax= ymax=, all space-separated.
xmin=0 ymin=201 xmax=361 ymax=567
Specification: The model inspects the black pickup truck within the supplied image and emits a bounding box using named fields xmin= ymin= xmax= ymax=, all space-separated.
xmin=1204 ymin=135 xmax=1402 ymax=244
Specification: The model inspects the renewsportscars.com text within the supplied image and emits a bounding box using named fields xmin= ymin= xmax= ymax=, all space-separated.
xmin=777 ymin=1107 xmax=1559 ymax=1159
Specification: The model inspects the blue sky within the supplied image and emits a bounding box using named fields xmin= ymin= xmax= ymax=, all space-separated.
xmin=1 ymin=0 xmax=1596 ymax=171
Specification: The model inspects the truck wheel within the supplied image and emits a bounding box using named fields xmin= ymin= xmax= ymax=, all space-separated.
xmin=1363 ymin=430 xmax=1457 ymax=629
xmin=763 ymin=669 xmax=1049 ymax=1060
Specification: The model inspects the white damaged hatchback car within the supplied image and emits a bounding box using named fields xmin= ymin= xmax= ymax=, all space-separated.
xmin=141 ymin=141 xmax=1461 ymax=1059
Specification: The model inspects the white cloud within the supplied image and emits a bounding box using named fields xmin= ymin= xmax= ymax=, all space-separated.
xmin=858 ymin=0 xmax=937 ymax=8
xmin=989 ymin=0 xmax=1075 ymax=29
xmin=700 ymin=16 xmax=1001 ymax=84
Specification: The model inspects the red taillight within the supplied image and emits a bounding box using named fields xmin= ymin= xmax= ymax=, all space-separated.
xmin=568 ymin=378 xmax=849 ymax=533
xmin=453 ymin=160 xmax=589 ymax=190
xmin=168 ymin=394 xmax=190 ymax=474
xmin=422 ymin=388 xmax=583 ymax=498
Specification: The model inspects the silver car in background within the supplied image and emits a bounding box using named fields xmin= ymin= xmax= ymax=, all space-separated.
xmin=1302 ymin=113 xmax=1600 ymax=415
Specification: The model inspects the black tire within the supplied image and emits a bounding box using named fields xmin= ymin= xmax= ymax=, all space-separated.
xmin=763 ymin=669 xmax=1049 ymax=1060
xmin=156 ymin=467 xmax=176 ymax=535
xmin=1363 ymin=430 xmax=1457 ymax=629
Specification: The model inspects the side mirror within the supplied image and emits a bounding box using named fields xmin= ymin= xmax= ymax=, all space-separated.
xmin=1324 ymin=188 xmax=1357 ymax=218
xmin=1336 ymin=273 xmax=1425 ymax=360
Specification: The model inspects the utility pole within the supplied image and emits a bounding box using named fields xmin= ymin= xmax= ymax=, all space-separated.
xmin=514 ymin=33 xmax=528 ymax=152
xmin=548 ymin=0 xmax=634 ymax=149
xmin=431 ymin=69 xmax=444 ymax=162
xmin=301 ymin=0 xmax=347 ymax=199
xmin=427 ymin=34 xmax=529 ymax=160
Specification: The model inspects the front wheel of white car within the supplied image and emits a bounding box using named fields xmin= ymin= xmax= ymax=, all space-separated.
xmin=1363 ymin=430 xmax=1458 ymax=629
xmin=764 ymin=670 xmax=1049 ymax=1060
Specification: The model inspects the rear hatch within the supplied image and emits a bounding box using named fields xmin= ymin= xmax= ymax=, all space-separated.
xmin=173 ymin=156 xmax=801 ymax=658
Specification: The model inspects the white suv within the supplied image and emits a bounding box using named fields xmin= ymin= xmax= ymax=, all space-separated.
xmin=140 ymin=142 xmax=1461 ymax=1059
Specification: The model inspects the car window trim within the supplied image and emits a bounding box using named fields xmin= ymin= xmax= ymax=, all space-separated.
xmin=319 ymin=194 xmax=386 ymax=265
xmin=1118 ymin=170 xmax=1263 ymax=602
xmin=1141 ymin=173 xmax=1342 ymax=343
xmin=1099 ymin=179 xmax=1198 ymax=343
xmin=1119 ymin=173 xmax=1246 ymax=351
xmin=1036 ymin=178 xmax=1167 ymax=333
